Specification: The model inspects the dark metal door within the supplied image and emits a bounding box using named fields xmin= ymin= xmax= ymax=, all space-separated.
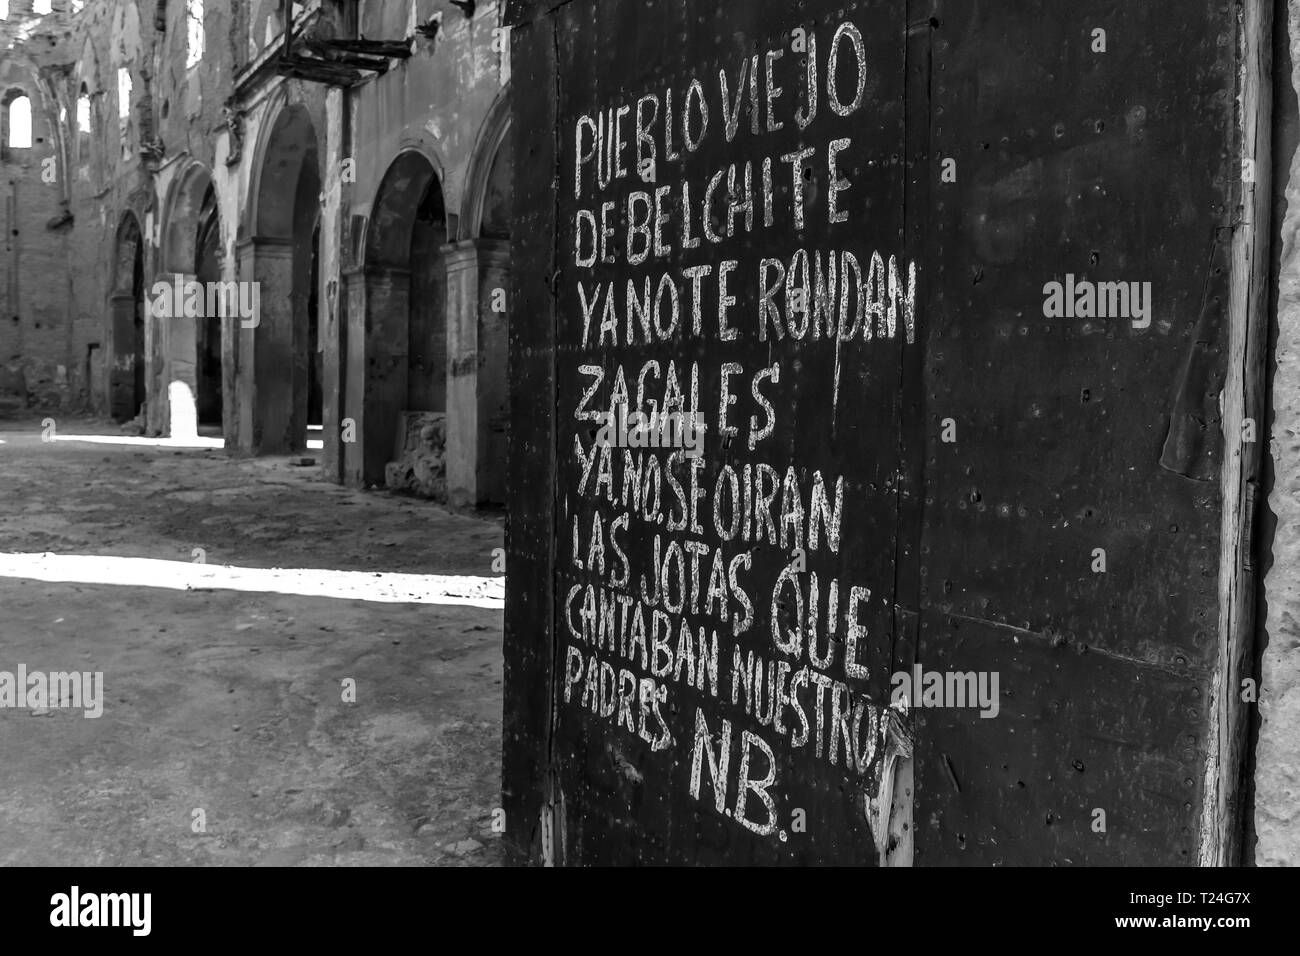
xmin=505 ymin=0 xmax=1241 ymax=866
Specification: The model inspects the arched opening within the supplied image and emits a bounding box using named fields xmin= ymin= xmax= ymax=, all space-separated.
xmin=109 ymin=213 xmax=145 ymax=421
xmin=362 ymin=151 xmax=448 ymax=493
xmin=6 ymin=94 xmax=31 ymax=148
xmin=1 ymin=89 xmax=33 ymax=160
xmin=161 ymin=164 xmax=224 ymax=439
xmin=243 ymin=102 xmax=320 ymax=454
xmin=76 ymin=86 xmax=91 ymax=134
xmin=443 ymin=100 xmax=513 ymax=508
xmin=195 ymin=183 xmax=222 ymax=429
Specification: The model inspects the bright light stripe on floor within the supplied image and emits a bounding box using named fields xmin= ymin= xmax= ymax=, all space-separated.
xmin=0 ymin=552 xmax=505 ymax=608
xmin=45 ymin=435 xmax=324 ymax=451
xmin=50 ymin=435 xmax=225 ymax=449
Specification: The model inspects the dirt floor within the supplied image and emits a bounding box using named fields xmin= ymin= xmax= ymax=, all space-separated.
xmin=0 ymin=413 xmax=507 ymax=866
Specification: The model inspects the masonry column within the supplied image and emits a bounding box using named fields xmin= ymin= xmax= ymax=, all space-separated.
xmin=321 ymin=86 xmax=348 ymax=484
xmin=146 ymin=276 xmax=168 ymax=438
xmin=221 ymin=243 xmax=241 ymax=453
xmin=443 ymin=240 xmax=480 ymax=508
xmin=360 ymin=266 xmax=411 ymax=486
xmin=237 ymin=237 xmax=295 ymax=454
xmin=342 ymin=265 xmax=366 ymax=486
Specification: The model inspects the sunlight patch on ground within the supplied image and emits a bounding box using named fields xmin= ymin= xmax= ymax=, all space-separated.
xmin=0 ymin=552 xmax=505 ymax=608
xmin=48 ymin=434 xmax=321 ymax=451
xmin=50 ymin=434 xmax=225 ymax=449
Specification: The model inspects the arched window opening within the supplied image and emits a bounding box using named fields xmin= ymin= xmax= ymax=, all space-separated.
xmin=77 ymin=91 xmax=91 ymax=134
xmin=8 ymin=95 xmax=32 ymax=149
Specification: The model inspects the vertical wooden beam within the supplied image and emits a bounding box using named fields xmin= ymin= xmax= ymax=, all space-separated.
xmin=890 ymin=0 xmax=938 ymax=870
xmin=1200 ymin=0 xmax=1272 ymax=866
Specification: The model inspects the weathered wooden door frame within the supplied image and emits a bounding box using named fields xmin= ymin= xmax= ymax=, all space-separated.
xmin=1202 ymin=0 xmax=1271 ymax=867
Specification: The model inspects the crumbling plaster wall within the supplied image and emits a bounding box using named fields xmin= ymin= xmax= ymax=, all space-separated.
xmin=343 ymin=0 xmax=510 ymax=500
xmin=349 ymin=1 xmax=508 ymax=240
xmin=59 ymin=1 xmax=147 ymax=420
xmin=0 ymin=4 xmax=81 ymax=410
xmin=0 ymin=52 xmax=69 ymax=408
xmin=0 ymin=0 xmax=165 ymax=420
xmin=3 ymin=0 xmax=258 ymax=423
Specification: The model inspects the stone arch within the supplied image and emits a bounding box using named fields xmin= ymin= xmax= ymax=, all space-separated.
xmin=237 ymin=97 xmax=322 ymax=455
xmin=160 ymin=161 xmax=225 ymax=434
xmin=358 ymin=148 xmax=449 ymax=492
xmin=443 ymin=90 xmax=513 ymax=505
xmin=366 ymin=126 xmax=451 ymax=241
xmin=0 ymin=85 xmax=39 ymax=155
xmin=458 ymin=87 xmax=512 ymax=241
xmin=248 ymin=99 xmax=320 ymax=241
xmin=161 ymin=160 xmax=216 ymax=273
